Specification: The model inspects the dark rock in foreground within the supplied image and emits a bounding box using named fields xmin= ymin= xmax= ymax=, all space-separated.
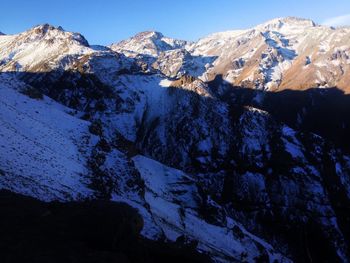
xmin=0 ymin=190 xmax=211 ymax=263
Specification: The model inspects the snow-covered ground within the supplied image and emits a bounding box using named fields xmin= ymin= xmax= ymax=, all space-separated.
xmin=0 ymin=78 xmax=93 ymax=201
xmin=132 ymin=155 xmax=291 ymax=262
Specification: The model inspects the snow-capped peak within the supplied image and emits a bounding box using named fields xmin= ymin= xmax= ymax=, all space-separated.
xmin=132 ymin=30 xmax=165 ymax=40
xmin=110 ymin=30 xmax=188 ymax=57
xmin=0 ymin=24 xmax=92 ymax=72
xmin=21 ymin=24 xmax=89 ymax=47
xmin=255 ymin=17 xmax=316 ymax=32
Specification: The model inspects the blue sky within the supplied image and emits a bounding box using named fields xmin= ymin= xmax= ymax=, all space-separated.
xmin=1 ymin=0 xmax=350 ymax=45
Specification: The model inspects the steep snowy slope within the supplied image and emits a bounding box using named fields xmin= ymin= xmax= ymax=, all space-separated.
xmin=132 ymin=155 xmax=290 ymax=262
xmin=0 ymin=75 xmax=93 ymax=201
xmin=0 ymin=75 xmax=293 ymax=262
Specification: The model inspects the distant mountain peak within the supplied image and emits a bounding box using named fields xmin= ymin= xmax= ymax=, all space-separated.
xmin=22 ymin=23 xmax=89 ymax=47
xmin=110 ymin=30 xmax=188 ymax=57
xmin=133 ymin=31 xmax=164 ymax=40
xmin=256 ymin=16 xmax=316 ymax=31
xmin=272 ymin=16 xmax=315 ymax=24
xmin=29 ymin=24 xmax=64 ymax=35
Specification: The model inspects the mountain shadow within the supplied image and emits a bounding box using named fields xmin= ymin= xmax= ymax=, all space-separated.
xmin=209 ymin=74 xmax=350 ymax=154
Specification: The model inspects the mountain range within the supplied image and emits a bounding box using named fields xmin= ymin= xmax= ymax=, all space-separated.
xmin=1 ymin=17 xmax=350 ymax=262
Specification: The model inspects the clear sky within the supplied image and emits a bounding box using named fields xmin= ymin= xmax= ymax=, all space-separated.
xmin=1 ymin=0 xmax=350 ymax=45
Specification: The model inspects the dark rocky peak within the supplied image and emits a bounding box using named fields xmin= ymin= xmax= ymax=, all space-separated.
xmin=31 ymin=23 xmax=62 ymax=35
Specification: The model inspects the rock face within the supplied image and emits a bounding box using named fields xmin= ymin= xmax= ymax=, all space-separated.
xmin=1 ymin=19 xmax=350 ymax=262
